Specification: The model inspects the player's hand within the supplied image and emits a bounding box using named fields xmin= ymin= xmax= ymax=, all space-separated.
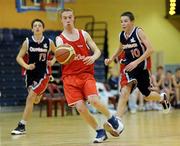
xmin=83 ymin=56 xmax=96 ymax=65
xmin=125 ymin=61 xmax=138 ymax=72
xmin=104 ymin=58 xmax=113 ymax=66
xmin=47 ymin=61 xmax=52 ymax=67
xmin=27 ymin=63 xmax=35 ymax=70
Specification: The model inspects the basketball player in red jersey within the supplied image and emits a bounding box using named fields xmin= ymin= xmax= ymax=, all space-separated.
xmin=105 ymin=11 xmax=171 ymax=121
xmin=56 ymin=8 xmax=124 ymax=143
xmin=11 ymin=19 xmax=56 ymax=135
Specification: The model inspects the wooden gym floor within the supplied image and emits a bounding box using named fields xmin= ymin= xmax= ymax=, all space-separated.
xmin=0 ymin=109 xmax=180 ymax=146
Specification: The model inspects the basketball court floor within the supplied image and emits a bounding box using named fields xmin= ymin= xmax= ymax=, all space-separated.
xmin=0 ymin=109 xmax=180 ymax=146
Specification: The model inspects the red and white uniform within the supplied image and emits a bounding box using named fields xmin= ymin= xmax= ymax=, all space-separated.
xmin=56 ymin=29 xmax=98 ymax=106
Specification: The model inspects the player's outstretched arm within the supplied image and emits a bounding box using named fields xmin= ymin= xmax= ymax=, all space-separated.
xmin=104 ymin=43 xmax=123 ymax=66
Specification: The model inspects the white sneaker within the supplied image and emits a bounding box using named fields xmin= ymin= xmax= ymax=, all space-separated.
xmin=160 ymin=93 xmax=171 ymax=113
xmin=11 ymin=122 xmax=26 ymax=135
xmin=103 ymin=116 xmax=124 ymax=137
xmin=93 ymin=129 xmax=108 ymax=143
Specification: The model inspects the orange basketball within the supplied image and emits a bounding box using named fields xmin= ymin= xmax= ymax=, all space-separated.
xmin=55 ymin=45 xmax=76 ymax=64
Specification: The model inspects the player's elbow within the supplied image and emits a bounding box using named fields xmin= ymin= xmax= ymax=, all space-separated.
xmin=16 ymin=56 xmax=19 ymax=63
xmin=16 ymin=55 xmax=21 ymax=64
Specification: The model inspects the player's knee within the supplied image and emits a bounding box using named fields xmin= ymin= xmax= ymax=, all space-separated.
xmin=121 ymin=91 xmax=129 ymax=101
xmin=75 ymin=101 xmax=87 ymax=114
xmin=88 ymin=96 xmax=100 ymax=107
xmin=27 ymin=91 xmax=37 ymax=103
xmin=27 ymin=94 xmax=35 ymax=103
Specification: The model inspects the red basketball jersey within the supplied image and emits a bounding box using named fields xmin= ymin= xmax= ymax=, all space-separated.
xmin=59 ymin=30 xmax=94 ymax=77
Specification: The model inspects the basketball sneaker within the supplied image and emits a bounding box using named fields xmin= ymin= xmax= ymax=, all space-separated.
xmin=103 ymin=116 xmax=124 ymax=137
xmin=93 ymin=129 xmax=108 ymax=143
xmin=11 ymin=122 xmax=26 ymax=135
xmin=160 ymin=93 xmax=171 ymax=113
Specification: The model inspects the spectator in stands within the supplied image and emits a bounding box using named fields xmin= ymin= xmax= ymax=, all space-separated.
xmin=107 ymin=60 xmax=119 ymax=100
xmin=172 ymin=68 xmax=180 ymax=106
xmin=163 ymin=71 xmax=175 ymax=99
xmin=156 ymin=66 xmax=165 ymax=92
xmin=11 ymin=19 xmax=56 ymax=135
xmin=56 ymin=8 xmax=123 ymax=143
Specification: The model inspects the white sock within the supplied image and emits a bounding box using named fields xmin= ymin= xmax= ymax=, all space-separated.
xmin=160 ymin=93 xmax=165 ymax=101
xmin=20 ymin=120 xmax=27 ymax=125
xmin=107 ymin=113 xmax=113 ymax=120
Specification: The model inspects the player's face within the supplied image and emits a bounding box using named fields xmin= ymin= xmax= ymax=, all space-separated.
xmin=61 ymin=11 xmax=74 ymax=29
xmin=32 ymin=21 xmax=44 ymax=35
xmin=121 ymin=16 xmax=133 ymax=32
xmin=157 ymin=68 xmax=164 ymax=75
xmin=166 ymin=72 xmax=172 ymax=80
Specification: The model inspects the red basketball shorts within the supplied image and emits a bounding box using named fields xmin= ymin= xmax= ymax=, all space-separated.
xmin=31 ymin=74 xmax=50 ymax=95
xmin=63 ymin=73 xmax=98 ymax=106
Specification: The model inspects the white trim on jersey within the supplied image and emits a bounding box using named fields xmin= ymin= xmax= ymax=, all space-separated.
xmin=56 ymin=29 xmax=90 ymax=50
xmin=123 ymin=27 xmax=136 ymax=40
xmin=56 ymin=36 xmax=64 ymax=47
xmin=32 ymin=36 xmax=44 ymax=43
xmin=32 ymin=74 xmax=45 ymax=90
xmin=135 ymin=27 xmax=147 ymax=70
xmin=25 ymin=74 xmax=28 ymax=88
xmin=26 ymin=37 xmax=29 ymax=54
xmin=48 ymin=38 xmax=52 ymax=54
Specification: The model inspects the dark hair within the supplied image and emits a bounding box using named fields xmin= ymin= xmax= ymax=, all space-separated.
xmin=31 ymin=19 xmax=45 ymax=28
xmin=157 ymin=65 xmax=164 ymax=70
xmin=121 ymin=11 xmax=135 ymax=21
xmin=175 ymin=68 xmax=180 ymax=72
xmin=166 ymin=70 xmax=172 ymax=74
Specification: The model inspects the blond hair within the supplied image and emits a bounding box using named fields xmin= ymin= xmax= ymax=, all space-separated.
xmin=59 ymin=8 xmax=74 ymax=17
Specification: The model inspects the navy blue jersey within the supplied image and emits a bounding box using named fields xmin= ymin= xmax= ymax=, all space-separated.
xmin=26 ymin=36 xmax=51 ymax=77
xmin=120 ymin=27 xmax=151 ymax=70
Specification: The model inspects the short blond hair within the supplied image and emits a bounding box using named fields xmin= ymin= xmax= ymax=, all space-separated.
xmin=59 ymin=8 xmax=74 ymax=17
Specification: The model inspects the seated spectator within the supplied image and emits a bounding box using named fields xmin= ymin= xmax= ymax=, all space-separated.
xmin=172 ymin=68 xmax=180 ymax=107
xmin=155 ymin=66 xmax=165 ymax=92
xmin=163 ymin=70 xmax=175 ymax=99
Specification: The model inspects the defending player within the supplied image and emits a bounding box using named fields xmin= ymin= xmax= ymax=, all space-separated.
xmin=104 ymin=11 xmax=171 ymax=120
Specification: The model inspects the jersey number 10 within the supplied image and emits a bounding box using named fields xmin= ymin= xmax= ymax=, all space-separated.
xmin=130 ymin=48 xmax=140 ymax=58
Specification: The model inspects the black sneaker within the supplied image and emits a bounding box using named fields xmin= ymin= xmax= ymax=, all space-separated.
xmin=93 ymin=129 xmax=108 ymax=143
xmin=103 ymin=116 xmax=124 ymax=137
xmin=11 ymin=122 xmax=26 ymax=135
xmin=160 ymin=93 xmax=171 ymax=113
